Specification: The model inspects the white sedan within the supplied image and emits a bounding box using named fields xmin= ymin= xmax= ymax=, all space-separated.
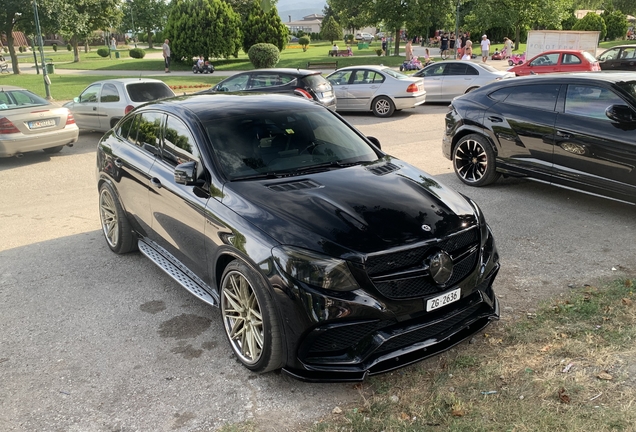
xmin=326 ymin=66 xmax=426 ymax=117
xmin=64 ymin=78 xmax=175 ymax=132
xmin=412 ymin=61 xmax=515 ymax=102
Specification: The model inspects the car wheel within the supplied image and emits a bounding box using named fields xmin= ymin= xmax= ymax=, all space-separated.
xmin=43 ymin=145 xmax=63 ymax=154
xmin=508 ymin=60 xmax=514 ymax=66
xmin=98 ymin=183 xmax=137 ymax=254
xmin=192 ymin=66 xmax=198 ymax=74
xmin=453 ymin=134 xmax=501 ymax=186
xmin=220 ymin=260 xmax=283 ymax=373
xmin=372 ymin=96 xmax=395 ymax=118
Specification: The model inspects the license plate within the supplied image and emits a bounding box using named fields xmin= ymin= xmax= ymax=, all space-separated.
xmin=426 ymin=288 xmax=461 ymax=312
xmin=321 ymin=91 xmax=333 ymax=98
xmin=28 ymin=119 xmax=56 ymax=129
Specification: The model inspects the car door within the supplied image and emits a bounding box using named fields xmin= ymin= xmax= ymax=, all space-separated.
xmin=552 ymin=83 xmax=636 ymax=202
xmin=326 ymin=70 xmax=354 ymax=109
xmin=527 ymin=53 xmax=560 ymax=74
xmin=558 ymin=52 xmax=585 ymax=73
xmin=146 ymin=113 xmax=210 ymax=283
xmin=417 ymin=63 xmax=446 ymax=101
xmin=98 ymin=82 xmax=122 ymax=131
xmin=484 ymin=83 xmax=561 ymax=179
xmin=617 ymin=47 xmax=636 ymax=71
xmin=347 ymin=69 xmax=384 ymax=110
xmin=442 ymin=63 xmax=478 ymax=100
xmin=597 ymin=48 xmax=621 ymax=70
xmin=72 ymin=83 xmax=101 ymax=129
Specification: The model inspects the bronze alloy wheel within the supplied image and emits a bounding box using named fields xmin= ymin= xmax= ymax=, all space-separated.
xmin=221 ymin=270 xmax=265 ymax=365
xmin=99 ymin=187 xmax=119 ymax=249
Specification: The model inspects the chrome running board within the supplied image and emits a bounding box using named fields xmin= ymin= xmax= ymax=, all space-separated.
xmin=138 ymin=239 xmax=219 ymax=307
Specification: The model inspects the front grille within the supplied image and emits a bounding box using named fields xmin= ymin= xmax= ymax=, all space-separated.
xmin=366 ymin=227 xmax=480 ymax=299
xmin=308 ymin=320 xmax=388 ymax=354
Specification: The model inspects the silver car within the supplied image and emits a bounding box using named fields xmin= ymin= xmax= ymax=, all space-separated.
xmin=64 ymin=78 xmax=175 ymax=132
xmin=0 ymin=86 xmax=79 ymax=158
xmin=326 ymin=65 xmax=426 ymax=117
xmin=413 ymin=61 xmax=515 ymax=102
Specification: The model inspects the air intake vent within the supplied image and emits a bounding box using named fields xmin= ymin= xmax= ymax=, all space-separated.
xmin=367 ymin=163 xmax=400 ymax=176
xmin=267 ymin=179 xmax=322 ymax=192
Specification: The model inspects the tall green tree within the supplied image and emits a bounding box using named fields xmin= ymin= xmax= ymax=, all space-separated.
xmin=573 ymin=11 xmax=607 ymax=40
xmin=0 ymin=0 xmax=30 ymax=73
xmin=121 ymin=0 xmax=169 ymax=49
xmin=328 ymin=0 xmax=374 ymax=34
xmin=241 ymin=1 xmax=288 ymax=53
xmin=373 ymin=0 xmax=409 ymax=55
xmin=165 ymin=0 xmax=242 ymax=61
xmin=320 ymin=15 xmax=342 ymax=44
xmin=601 ymin=9 xmax=628 ymax=40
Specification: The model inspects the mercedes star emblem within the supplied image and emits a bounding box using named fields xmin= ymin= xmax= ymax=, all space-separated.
xmin=428 ymin=251 xmax=453 ymax=285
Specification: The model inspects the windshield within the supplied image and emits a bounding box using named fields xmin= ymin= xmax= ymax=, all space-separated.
xmin=616 ymin=80 xmax=636 ymax=100
xmin=205 ymin=108 xmax=380 ymax=180
xmin=381 ymin=68 xmax=410 ymax=80
xmin=0 ymin=89 xmax=48 ymax=110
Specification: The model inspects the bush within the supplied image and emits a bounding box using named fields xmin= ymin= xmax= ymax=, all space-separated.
xmin=129 ymin=48 xmax=146 ymax=58
xmin=247 ymin=43 xmax=280 ymax=68
xmin=52 ymin=43 xmax=58 ymax=52
xmin=67 ymin=43 xmax=72 ymax=51
xmin=375 ymin=48 xmax=383 ymax=56
xmin=97 ymin=47 xmax=109 ymax=57
xmin=298 ymin=36 xmax=310 ymax=51
xmin=18 ymin=46 xmax=26 ymax=53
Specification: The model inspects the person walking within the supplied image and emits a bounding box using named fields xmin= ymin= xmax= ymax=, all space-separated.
xmin=440 ymin=32 xmax=449 ymax=59
xmin=503 ymin=37 xmax=513 ymax=58
xmin=162 ymin=39 xmax=171 ymax=73
xmin=480 ymin=34 xmax=490 ymax=63
xmin=405 ymin=40 xmax=413 ymax=61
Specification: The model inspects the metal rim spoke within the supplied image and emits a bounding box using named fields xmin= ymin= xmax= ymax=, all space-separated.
xmin=455 ymin=139 xmax=488 ymax=183
xmin=99 ymin=190 xmax=119 ymax=247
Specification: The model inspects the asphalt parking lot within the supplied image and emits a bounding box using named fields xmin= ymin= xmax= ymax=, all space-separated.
xmin=1 ymin=105 xmax=635 ymax=431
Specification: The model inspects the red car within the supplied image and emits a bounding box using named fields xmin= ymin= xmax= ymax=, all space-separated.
xmin=508 ymin=50 xmax=600 ymax=76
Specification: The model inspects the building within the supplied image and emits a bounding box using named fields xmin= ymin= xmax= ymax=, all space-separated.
xmin=285 ymin=14 xmax=323 ymax=34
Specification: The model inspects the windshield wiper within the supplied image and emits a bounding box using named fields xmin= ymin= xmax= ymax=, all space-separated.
xmin=231 ymin=172 xmax=282 ymax=181
xmin=291 ymin=160 xmax=364 ymax=174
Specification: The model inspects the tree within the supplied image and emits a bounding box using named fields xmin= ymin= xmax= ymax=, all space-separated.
xmin=320 ymin=16 xmax=342 ymax=44
xmin=121 ymin=0 xmax=169 ymax=49
xmin=601 ymin=9 xmax=628 ymax=40
xmin=0 ymin=0 xmax=29 ymax=73
xmin=165 ymin=0 xmax=242 ymax=61
xmin=328 ymin=0 xmax=374 ymax=34
xmin=572 ymin=11 xmax=607 ymax=40
xmin=373 ymin=0 xmax=409 ymax=55
xmin=561 ymin=8 xmax=578 ymax=30
xmin=241 ymin=1 xmax=288 ymax=53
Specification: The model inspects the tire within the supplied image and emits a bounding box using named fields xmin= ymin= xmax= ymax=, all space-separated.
xmin=220 ymin=260 xmax=283 ymax=373
xmin=43 ymin=145 xmax=63 ymax=154
xmin=372 ymin=96 xmax=395 ymax=118
xmin=98 ymin=182 xmax=137 ymax=254
xmin=508 ymin=60 xmax=514 ymax=66
xmin=452 ymin=134 xmax=500 ymax=186
xmin=192 ymin=66 xmax=198 ymax=74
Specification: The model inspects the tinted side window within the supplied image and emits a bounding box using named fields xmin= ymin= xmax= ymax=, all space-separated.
xmin=488 ymin=88 xmax=512 ymax=102
xmin=599 ymin=48 xmax=620 ymax=61
xmin=248 ymin=73 xmax=293 ymax=89
xmin=217 ymin=74 xmax=250 ymax=91
xmin=133 ymin=112 xmax=163 ymax=154
xmin=500 ymin=84 xmax=560 ymax=111
xmin=101 ymin=84 xmax=120 ymax=102
xmin=163 ymin=116 xmax=199 ymax=167
xmin=564 ymin=85 xmax=625 ymax=120
xmin=352 ymin=70 xmax=379 ymax=84
xmin=423 ymin=64 xmax=446 ymax=77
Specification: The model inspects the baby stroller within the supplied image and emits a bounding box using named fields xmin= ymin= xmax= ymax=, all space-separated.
xmin=192 ymin=61 xmax=215 ymax=74
xmin=399 ymin=56 xmax=424 ymax=71
xmin=508 ymin=52 xmax=526 ymax=66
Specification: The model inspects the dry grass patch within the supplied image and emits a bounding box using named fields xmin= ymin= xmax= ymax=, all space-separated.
xmin=314 ymin=279 xmax=636 ymax=432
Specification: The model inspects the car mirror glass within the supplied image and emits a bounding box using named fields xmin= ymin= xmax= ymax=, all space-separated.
xmin=605 ymin=104 xmax=635 ymax=123
xmin=74 ymin=97 xmax=79 ymax=103
xmin=367 ymin=136 xmax=381 ymax=149
xmin=174 ymin=161 xmax=197 ymax=185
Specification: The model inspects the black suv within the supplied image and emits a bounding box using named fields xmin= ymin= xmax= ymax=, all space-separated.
xmin=200 ymin=68 xmax=337 ymax=111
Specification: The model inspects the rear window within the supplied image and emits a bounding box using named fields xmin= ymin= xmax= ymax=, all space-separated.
xmin=126 ymin=83 xmax=175 ymax=102
xmin=382 ymin=68 xmax=410 ymax=80
xmin=0 ymin=90 xmax=48 ymax=110
xmin=583 ymin=52 xmax=598 ymax=63
xmin=302 ymin=74 xmax=332 ymax=92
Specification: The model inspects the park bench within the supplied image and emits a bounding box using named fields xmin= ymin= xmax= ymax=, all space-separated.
xmin=328 ymin=49 xmax=352 ymax=57
xmin=306 ymin=61 xmax=338 ymax=69
xmin=0 ymin=56 xmax=9 ymax=73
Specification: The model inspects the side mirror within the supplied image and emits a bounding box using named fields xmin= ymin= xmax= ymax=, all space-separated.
xmin=605 ymin=104 xmax=635 ymax=123
xmin=367 ymin=136 xmax=381 ymax=149
xmin=73 ymin=97 xmax=79 ymax=103
xmin=174 ymin=161 xmax=197 ymax=185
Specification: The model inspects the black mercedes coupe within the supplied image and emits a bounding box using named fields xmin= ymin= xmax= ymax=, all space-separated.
xmin=96 ymin=94 xmax=500 ymax=381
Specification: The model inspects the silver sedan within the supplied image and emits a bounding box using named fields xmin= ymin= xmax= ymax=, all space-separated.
xmin=413 ymin=61 xmax=515 ymax=102
xmin=64 ymin=78 xmax=175 ymax=132
xmin=0 ymin=86 xmax=78 ymax=158
xmin=326 ymin=65 xmax=426 ymax=117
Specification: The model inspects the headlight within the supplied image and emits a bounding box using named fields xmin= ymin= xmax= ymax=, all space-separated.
xmin=272 ymin=246 xmax=359 ymax=291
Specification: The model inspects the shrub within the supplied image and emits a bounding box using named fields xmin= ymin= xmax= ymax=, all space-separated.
xmin=129 ymin=48 xmax=146 ymax=58
xmin=97 ymin=47 xmax=109 ymax=57
xmin=18 ymin=46 xmax=26 ymax=53
xmin=345 ymin=34 xmax=354 ymax=43
xmin=67 ymin=43 xmax=72 ymax=51
xmin=376 ymin=48 xmax=383 ymax=56
xmin=52 ymin=43 xmax=58 ymax=52
xmin=247 ymin=43 xmax=280 ymax=68
xmin=298 ymin=36 xmax=310 ymax=51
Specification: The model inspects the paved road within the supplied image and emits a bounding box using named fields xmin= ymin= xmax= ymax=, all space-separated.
xmin=1 ymin=106 xmax=635 ymax=431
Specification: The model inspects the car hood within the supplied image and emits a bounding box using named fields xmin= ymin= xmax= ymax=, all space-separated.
xmin=221 ymin=158 xmax=477 ymax=258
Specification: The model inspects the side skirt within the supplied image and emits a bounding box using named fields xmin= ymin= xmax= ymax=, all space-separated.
xmin=138 ymin=239 xmax=219 ymax=307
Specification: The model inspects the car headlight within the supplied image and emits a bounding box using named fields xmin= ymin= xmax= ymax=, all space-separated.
xmin=272 ymin=246 xmax=359 ymax=291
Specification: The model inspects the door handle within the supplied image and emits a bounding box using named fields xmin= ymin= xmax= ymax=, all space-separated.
xmin=113 ymin=158 xmax=123 ymax=168
xmin=371 ymin=85 xmax=379 ymax=89
xmin=93 ymin=107 xmax=97 ymax=111
xmin=150 ymin=177 xmax=162 ymax=189
xmin=556 ymin=131 xmax=571 ymax=139
xmin=487 ymin=116 xmax=503 ymax=123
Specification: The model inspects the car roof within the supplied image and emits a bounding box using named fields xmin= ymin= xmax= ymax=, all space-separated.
xmin=506 ymin=71 xmax=636 ymax=84
xmin=0 ymin=85 xmax=29 ymax=91
xmin=334 ymin=65 xmax=392 ymax=72
xmin=535 ymin=49 xmax=589 ymax=54
xmin=600 ymin=45 xmax=636 ymax=50
xmin=92 ymin=78 xmax=166 ymax=85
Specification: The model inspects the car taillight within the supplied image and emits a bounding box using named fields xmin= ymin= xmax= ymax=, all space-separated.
xmin=294 ymin=88 xmax=313 ymax=99
xmin=65 ymin=111 xmax=76 ymax=125
xmin=124 ymin=105 xmax=135 ymax=114
xmin=0 ymin=117 xmax=20 ymax=134
xmin=406 ymin=83 xmax=419 ymax=93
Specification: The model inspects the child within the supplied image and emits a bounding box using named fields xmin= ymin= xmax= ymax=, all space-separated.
xmin=423 ymin=48 xmax=431 ymax=65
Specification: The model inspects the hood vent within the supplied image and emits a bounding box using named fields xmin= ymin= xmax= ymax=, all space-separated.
xmin=267 ymin=179 xmax=322 ymax=192
xmin=367 ymin=163 xmax=400 ymax=176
